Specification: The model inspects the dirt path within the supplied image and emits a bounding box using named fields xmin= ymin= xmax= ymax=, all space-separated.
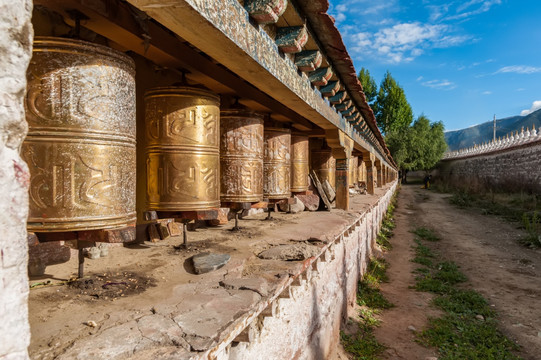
xmin=372 ymin=184 xmax=541 ymax=360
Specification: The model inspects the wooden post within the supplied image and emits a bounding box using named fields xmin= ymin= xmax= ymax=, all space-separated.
xmin=334 ymin=158 xmax=349 ymax=210
xmin=375 ymin=160 xmax=382 ymax=188
xmin=325 ymin=129 xmax=353 ymax=211
xmin=361 ymin=151 xmax=376 ymax=195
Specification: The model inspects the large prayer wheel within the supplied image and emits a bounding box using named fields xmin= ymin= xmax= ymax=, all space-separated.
xmin=263 ymin=128 xmax=291 ymax=199
xmin=220 ymin=109 xmax=264 ymax=202
xmin=311 ymin=150 xmax=335 ymax=189
xmin=23 ymin=37 xmax=136 ymax=232
xmin=290 ymin=135 xmax=309 ymax=192
xmin=145 ymin=87 xmax=220 ymax=211
xmin=349 ymin=156 xmax=358 ymax=187
xmin=358 ymin=160 xmax=366 ymax=184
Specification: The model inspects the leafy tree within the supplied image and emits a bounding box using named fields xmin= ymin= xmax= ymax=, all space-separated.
xmin=386 ymin=114 xmax=446 ymax=182
xmin=358 ymin=67 xmax=377 ymax=105
xmin=373 ymin=71 xmax=413 ymax=135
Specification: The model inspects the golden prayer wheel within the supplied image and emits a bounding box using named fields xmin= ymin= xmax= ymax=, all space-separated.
xmin=358 ymin=160 xmax=366 ymax=183
xmin=263 ymin=128 xmax=291 ymax=199
xmin=23 ymin=37 xmax=136 ymax=232
xmin=220 ymin=109 xmax=264 ymax=202
xmin=349 ymin=156 xmax=358 ymax=187
xmin=311 ymin=150 xmax=335 ymax=189
xmin=145 ymin=87 xmax=220 ymax=211
xmin=290 ymin=135 xmax=309 ymax=192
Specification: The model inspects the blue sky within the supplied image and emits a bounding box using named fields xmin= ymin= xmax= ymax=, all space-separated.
xmin=329 ymin=0 xmax=541 ymax=131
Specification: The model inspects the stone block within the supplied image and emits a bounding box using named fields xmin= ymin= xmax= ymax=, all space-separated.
xmin=208 ymin=208 xmax=230 ymax=226
xmin=28 ymin=241 xmax=71 ymax=276
xmin=279 ymin=196 xmax=305 ymax=213
xmin=147 ymin=223 xmax=161 ymax=242
xmin=192 ymin=253 xmax=231 ymax=274
xmin=168 ymin=221 xmax=182 ymax=236
xmin=295 ymin=193 xmax=320 ymax=211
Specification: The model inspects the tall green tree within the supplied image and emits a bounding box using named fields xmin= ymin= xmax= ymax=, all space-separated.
xmin=373 ymin=71 xmax=413 ymax=135
xmin=358 ymin=67 xmax=377 ymax=105
xmin=386 ymin=114 xmax=446 ymax=182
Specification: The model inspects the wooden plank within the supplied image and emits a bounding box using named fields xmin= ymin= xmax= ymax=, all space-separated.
xmin=309 ymin=170 xmax=331 ymax=211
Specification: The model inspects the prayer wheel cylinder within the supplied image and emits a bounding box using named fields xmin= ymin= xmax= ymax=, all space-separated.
xmin=145 ymin=87 xmax=220 ymax=211
xmin=290 ymin=135 xmax=309 ymax=192
xmin=220 ymin=110 xmax=264 ymax=202
xmin=263 ymin=128 xmax=291 ymax=199
xmin=358 ymin=160 xmax=366 ymax=183
xmin=23 ymin=37 xmax=136 ymax=232
xmin=349 ymin=156 xmax=358 ymax=187
xmin=311 ymin=150 xmax=335 ymax=189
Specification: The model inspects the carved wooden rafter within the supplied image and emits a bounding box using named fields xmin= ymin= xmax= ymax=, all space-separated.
xmin=275 ymin=25 xmax=308 ymax=53
xmin=308 ymin=67 xmax=333 ymax=86
xmin=320 ymin=80 xmax=340 ymax=97
xmin=294 ymin=50 xmax=322 ymax=72
xmin=329 ymin=91 xmax=346 ymax=105
xmin=244 ymin=0 xmax=288 ymax=24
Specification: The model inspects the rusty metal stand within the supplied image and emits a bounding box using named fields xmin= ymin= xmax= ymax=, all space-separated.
xmin=35 ymin=226 xmax=136 ymax=278
xmin=221 ymin=202 xmax=253 ymax=231
xmin=145 ymin=210 xmax=219 ymax=248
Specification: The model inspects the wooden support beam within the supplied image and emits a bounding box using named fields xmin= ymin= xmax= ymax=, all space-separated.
xmin=35 ymin=0 xmax=313 ymax=131
xmin=294 ymin=50 xmax=322 ymax=72
xmin=275 ymin=25 xmax=308 ymax=53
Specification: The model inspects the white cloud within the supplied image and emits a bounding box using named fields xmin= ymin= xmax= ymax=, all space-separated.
xmin=420 ymin=79 xmax=457 ymax=90
xmin=521 ymin=100 xmax=541 ymax=116
xmin=482 ymin=91 xmax=492 ymax=95
xmin=446 ymin=0 xmax=502 ymax=21
xmin=495 ymin=65 xmax=541 ymax=74
xmin=350 ymin=22 xmax=469 ymax=63
xmin=335 ymin=12 xmax=346 ymax=22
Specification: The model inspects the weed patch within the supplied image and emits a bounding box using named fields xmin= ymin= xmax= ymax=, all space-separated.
xmin=519 ymin=211 xmax=541 ymax=248
xmin=412 ymin=235 xmax=522 ymax=359
xmin=412 ymin=227 xmax=440 ymax=241
xmin=340 ymin=190 xmax=399 ymax=359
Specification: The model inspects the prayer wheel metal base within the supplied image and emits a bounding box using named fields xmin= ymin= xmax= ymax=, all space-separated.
xmin=23 ymin=37 xmax=136 ymax=232
xmin=145 ymin=87 xmax=220 ymax=212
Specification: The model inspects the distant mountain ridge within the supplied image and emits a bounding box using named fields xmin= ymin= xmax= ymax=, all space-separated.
xmin=445 ymin=109 xmax=541 ymax=151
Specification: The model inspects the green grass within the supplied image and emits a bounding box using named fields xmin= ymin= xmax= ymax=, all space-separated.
xmin=518 ymin=211 xmax=541 ymax=248
xmin=412 ymin=227 xmax=440 ymax=241
xmin=412 ymin=236 xmax=522 ymax=359
xmin=340 ymin=190 xmax=399 ymax=359
xmin=449 ymin=191 xmax=474 ymax=208
xmin=340 ymin=328 xmax=386 ymax=360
